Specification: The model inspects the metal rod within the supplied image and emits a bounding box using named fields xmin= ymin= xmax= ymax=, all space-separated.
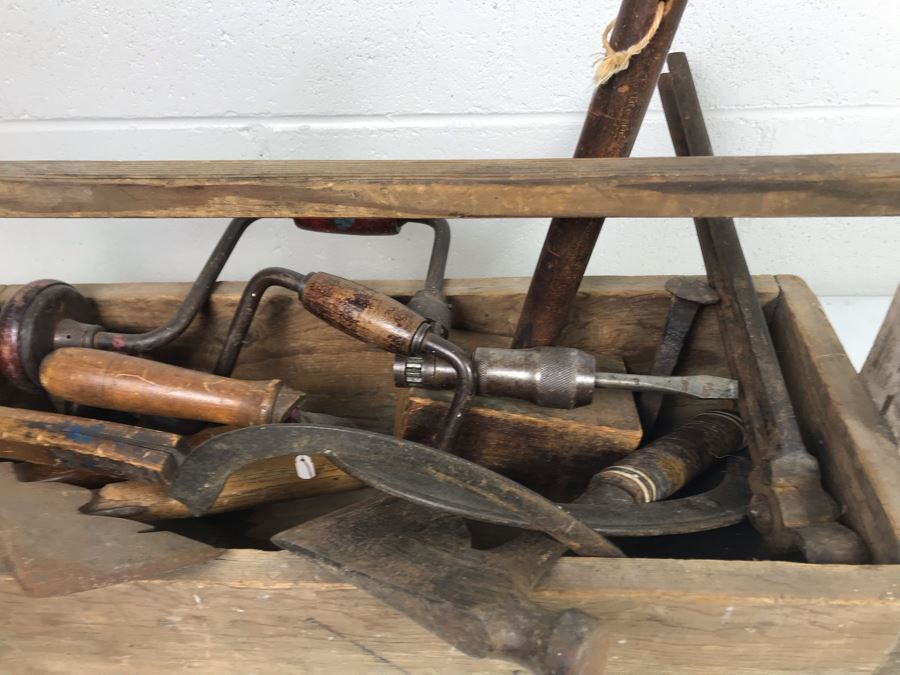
xmin=420 ymin=334 xmax=476 ymax=452
xmin=416 ymin=219 xmax=450 ymax=294
xmin=594 ymin=372 xmax=737 ymax=399
xmin=213 ymin=267 xmax=308 ymax=377
xmin=658 ymin=52 xmax=865 ymax=563
xmin=90 ymin=217 xmax=259 ymax=353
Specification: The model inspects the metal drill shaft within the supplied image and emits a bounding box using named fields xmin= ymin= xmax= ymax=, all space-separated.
xmin=395 ymin=346 xmax=738 ymax=408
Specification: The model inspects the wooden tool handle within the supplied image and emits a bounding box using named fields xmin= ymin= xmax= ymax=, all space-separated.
xmin=40 ymin=348 xmax=303 ymax=426
xmin=301 ymin=272 xmax=428 ymax=354
xmin=0 ymin=405 xmax=182 ymax=483
xmin=293 ymin=217 xmax=403 ymax=236
xmin=586 ymin=410 xmax=745 ymax=504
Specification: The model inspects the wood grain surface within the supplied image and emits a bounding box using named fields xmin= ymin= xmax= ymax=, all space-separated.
xmin=83 ymin=454 xmax=362 ymax=521
xmin=1 ymin=550 xmax=897 ymax=674
xmin=771 ymin=276 xmax=900 ymax=563
xmin=40 ymin=348 xmax=302 ymax=426
xmin=1 ymin=155 xmax=899 ymax=217
xmin=861 ymin=284 xmax=900 ymax=441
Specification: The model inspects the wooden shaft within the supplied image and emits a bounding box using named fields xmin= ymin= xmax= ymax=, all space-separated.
xmin=301 ymin=273 xmax=428 ymax=354
xmin=40 ymin=348 xmax=303 ymax=426
xmin=1 ymin=155 xmax=898 ymax=219
xmin=511 ymin=0 xmax=689 ymax=348
xmin=588 ymin=410 xmax=744 ymax=503
xmin=0 ymin=405 xmax=183 ymax=483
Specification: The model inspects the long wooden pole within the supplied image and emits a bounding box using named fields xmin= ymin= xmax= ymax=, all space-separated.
xmin=1 ymin=154 xmax=898 ymax=218
xmin=511 ymin=0 xmax=689 ymax=347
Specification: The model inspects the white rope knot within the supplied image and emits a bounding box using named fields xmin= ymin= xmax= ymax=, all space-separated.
xmin=594 ymin=1 xmax=666 ymax=87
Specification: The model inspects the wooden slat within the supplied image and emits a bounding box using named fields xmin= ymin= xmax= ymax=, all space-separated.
xmin=862 ymin=284 xmax=900 ymax=441
xmin=1 ymin=550 xmax=898 ymax=674
xmin=1 ymin=154 xmax=899 ymax=218
xmin=770 ymin=276 xmax=900 ymax=563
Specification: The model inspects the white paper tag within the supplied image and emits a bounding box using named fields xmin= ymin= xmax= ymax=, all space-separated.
xmin=295 ymin=455 xmax=316 ymax=480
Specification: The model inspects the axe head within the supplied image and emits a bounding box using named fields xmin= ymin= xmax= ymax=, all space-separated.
xmin=273 ymin=496 xmax=609 ymax=674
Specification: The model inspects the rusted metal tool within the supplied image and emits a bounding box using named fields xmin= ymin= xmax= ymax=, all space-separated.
xmin=2 ymin=258 xmax=472 ymax=449
xmin=395 ymin=345 xmax=737 ymax=406
xmin=0 ymin=216 xmax=451 ymax=386
xmin=166 ymin=424 xmax=621 ymax=557
xmin=0 ymin=463 xmax=220 ymax=597
xmin=0 ymin=217 xmax=261 ymax=390
xmin=168 ymin=416 xmax=750 ymax=536
xmin=658 ymin=52 xmax=866 ymax=563
xmin=212 ymin=268 xmax=474 ymax=451
xmin=637 ymin=276 xmax=719 ymax=433
xmin=273 ymin=410 xmax=748 ymax=674
xmin=0 ymin=405 xmax=620 ymax=554
xmin=512 ymin=0 xmax=689 ymax=348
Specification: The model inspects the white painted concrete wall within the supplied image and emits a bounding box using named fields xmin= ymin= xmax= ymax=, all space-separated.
xmin=1 ymin=0 xmax=898 ymax=296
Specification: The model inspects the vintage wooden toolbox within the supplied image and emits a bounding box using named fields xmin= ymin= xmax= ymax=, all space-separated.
xmin=1 ymin=273 xmax=898 ymax=674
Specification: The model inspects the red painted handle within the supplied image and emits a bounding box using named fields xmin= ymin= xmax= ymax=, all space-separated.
xmin=293 ymin=218 xmax=403 ymax=236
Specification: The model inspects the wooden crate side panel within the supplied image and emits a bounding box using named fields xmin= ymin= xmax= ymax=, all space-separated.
xmin=862 ymin=284 xmax=900 ymax=441
xmin=1 ymin=551 xmax=898 ymax=674
xmin=771 ymin=275 xmax=900 ymax=563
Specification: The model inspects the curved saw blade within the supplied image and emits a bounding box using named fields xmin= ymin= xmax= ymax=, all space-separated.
xmin=566 ymin=457 xmax=750 ymax=536
xmin=167 ymin=424 xmax=621 ymax=557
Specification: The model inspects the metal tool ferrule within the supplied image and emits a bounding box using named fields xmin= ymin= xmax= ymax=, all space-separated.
xmin=473 ymin=346 xmax=595 ymax=409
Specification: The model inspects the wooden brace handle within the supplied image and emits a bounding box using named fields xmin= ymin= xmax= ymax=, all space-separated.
xmin=40 ymin=348 xmax=304 ymax=426
xmin=300 ymin=272 xmax=428 ymax=354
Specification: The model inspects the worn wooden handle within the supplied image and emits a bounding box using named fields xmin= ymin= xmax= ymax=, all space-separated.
xmin=0 ymin=405 xmax=183 ymax=483
xmin=301 ymin=272 xmax=427 ymax=354
xmin=40 ymin=348 xmax=303 ymax=426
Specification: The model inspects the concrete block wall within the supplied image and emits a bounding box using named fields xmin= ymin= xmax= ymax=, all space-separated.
xmin=1 ymin=0 xmax=898 ymax=295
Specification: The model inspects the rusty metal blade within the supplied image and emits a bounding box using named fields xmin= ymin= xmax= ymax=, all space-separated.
xmin=0 ymin=463 xmax=220 ymax=597
xmin=566 ymin=458 xmax=750 ymax=536
xmin=167 ymin=424 xmax=622 ymax=557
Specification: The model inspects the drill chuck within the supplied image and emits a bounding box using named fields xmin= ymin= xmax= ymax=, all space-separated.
xmin=395 ymin=347 xmax=596 ymax=409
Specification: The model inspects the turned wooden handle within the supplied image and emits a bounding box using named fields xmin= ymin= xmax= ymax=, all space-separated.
xmin=40 ymin=348 xmax=304 ymax=426
xmin=300 ymin=272 xmax=428 ymax=354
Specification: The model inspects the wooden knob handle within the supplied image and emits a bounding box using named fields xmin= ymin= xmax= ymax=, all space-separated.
xmin=39 ymin=348 xmax=304 ymax=426
xmin=300 ymin=272 xmax=428 ymax=354
xmin=293 ymin=218 xmax=403 ymax=236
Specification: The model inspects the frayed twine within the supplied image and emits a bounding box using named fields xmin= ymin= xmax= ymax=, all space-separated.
xmin=594 ymin=1 xmax=666 ymax=87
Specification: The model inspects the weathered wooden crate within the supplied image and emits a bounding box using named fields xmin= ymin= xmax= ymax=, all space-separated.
xmin=1 ymin=274 xmax=898 ymax=674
